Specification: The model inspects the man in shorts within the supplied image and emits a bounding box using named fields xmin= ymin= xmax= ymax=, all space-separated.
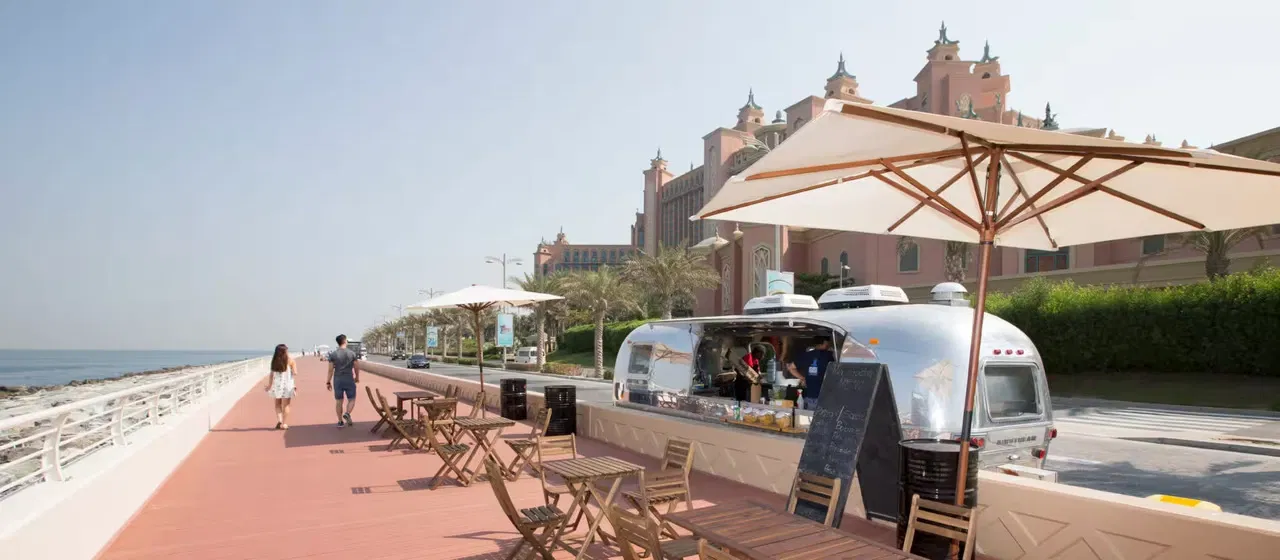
xmin=326 ymin=334 xmax=361 ymax=427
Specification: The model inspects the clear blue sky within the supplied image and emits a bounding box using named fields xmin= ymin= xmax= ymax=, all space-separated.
xmin=1 ymin=1 xmax=1274 ymax=350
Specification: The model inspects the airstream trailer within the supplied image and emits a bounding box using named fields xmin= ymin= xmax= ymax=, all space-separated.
xmin=612 ymin=283 xmax=1055 ymax=470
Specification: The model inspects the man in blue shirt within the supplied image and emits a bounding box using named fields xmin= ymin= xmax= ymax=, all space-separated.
xmin=787 ymin=338 xmax=835 ymax=410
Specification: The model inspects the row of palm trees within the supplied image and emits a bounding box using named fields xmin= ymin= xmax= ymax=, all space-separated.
xmin=363 ymin=244 xmax=720 ymax=376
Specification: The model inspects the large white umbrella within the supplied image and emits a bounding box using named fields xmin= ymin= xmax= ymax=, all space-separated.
xmin=694 ymin=99 xmax=1280 ymax=503
xmin=406 ymin=285 xmax=563 ymax=413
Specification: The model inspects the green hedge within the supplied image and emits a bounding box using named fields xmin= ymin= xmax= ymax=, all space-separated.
xmin=558 ymin=320 xmax=652 ymax=355
xmin=986 ymin=269 xmax=1280 ymax=376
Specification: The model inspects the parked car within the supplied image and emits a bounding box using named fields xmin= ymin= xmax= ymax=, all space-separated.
xmin=406 ymin=354 xmax=430 ymax=369
xmin=513 ymin=347 xmax=539 ymax=364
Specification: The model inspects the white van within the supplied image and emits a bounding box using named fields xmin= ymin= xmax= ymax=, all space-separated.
xmin=513 ymin=347 xmax=539 ymax=364
xmin=612 ymin=283 xmax=1056 ymax=470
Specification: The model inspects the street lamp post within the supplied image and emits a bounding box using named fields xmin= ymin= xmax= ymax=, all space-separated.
xmin=840 ymin=265 xmax=851 ymax=288
xmin=484 ymin=253 xmax=524 ymax=367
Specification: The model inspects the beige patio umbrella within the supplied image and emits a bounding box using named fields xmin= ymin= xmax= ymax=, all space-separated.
xmin=407 ymin=285 xmax=563 ymax=415
xmin=693 ymin=99 xmax=1280 ymax=504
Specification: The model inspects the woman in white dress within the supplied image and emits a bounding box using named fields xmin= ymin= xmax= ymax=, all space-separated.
xmin=264 ymin=344 xmax=298 ymax=429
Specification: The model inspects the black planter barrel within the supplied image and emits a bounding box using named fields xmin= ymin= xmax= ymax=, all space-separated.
xmin=897 ymin=439 xmax=980 ymax=560
xmin=544 ymin=385 xmax=577 ymax=436
xmin=500 ymin=378 xmax=528 ymax=421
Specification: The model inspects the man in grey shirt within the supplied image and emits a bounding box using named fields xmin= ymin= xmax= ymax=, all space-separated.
xmin=326 ymin=334 xmax=361 ymax=427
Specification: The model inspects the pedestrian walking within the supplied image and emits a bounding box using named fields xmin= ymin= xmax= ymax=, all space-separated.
xmin=265 ymin=343 xmax=298 ymax=429
xmin=326 ymin=334 xmax=361 ymax=427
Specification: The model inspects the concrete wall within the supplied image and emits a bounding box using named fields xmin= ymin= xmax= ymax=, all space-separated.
xmin=0 ymin=360 xmax=269 ymax=560
xmin=577 ymin=398 xmax=1280 ymax=560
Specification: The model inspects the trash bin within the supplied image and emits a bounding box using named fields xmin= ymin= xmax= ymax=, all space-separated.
xmin=544 ymin=385 xmax=576 ymax=436
xmin=897 ymin=439 xmax=979 ymax=560
xmin=500 ymin=378 xmax=527 ymax=421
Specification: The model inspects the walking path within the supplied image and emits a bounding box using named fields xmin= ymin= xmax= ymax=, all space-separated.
xmin=96 ymin=357 xmax=894 ymax=559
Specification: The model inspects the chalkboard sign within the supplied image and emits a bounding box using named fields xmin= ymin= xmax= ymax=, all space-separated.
xmin=791 ymin=362 xmax=901 ymax=527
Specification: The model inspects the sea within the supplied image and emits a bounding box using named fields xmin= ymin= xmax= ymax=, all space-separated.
xmin=0 ymin=350 xmax=267 ymax=388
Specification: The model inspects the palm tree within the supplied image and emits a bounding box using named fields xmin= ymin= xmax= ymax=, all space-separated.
xmin=1132 ymin=228 xmax=1269 ymax=283
xmin=896 ymin=236 xmax=969 ymax=283
xmin=560 ymin=267 xmax=641 ymax=376
xmin=622 ymin=243 xmax=720 ymax=319
xmin=510 ymin=272 xmax=563 ymax=367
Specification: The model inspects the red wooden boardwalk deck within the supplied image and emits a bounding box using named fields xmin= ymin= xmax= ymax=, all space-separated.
xmin=97 ymin=357 xmax=898 ymax=559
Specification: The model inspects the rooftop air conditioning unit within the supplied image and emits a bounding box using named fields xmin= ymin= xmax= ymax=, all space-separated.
xmin=817 ymin=285 xmax=909 ymax=310
xmin=930 ymin=282 xmax=970 ymax=307
xmin=742 ymin=294 xmax=819 ymax=315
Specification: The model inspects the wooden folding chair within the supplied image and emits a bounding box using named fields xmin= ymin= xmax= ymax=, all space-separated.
xmin=624 ymin=437 xmax=696 ymax=538
xmin=368 ymin=387 xmax=405 ymax=435
xmin=445 ymin=385 xmax=459 ymax=398
xmin=466 ymin=391 xmax=488 ymax=418
xmin=902 ymin=494 xmax=979 ymax=560
xmin=377 ymin=394 xmax=425 ymax=451
xmin=533 ymin=434 xmax=586 ymax=532
xmin=425 ymin=415 xmax=472 ymax=489
xmin=698 ymin=539 xmax=738 ymax=560
xmin=504 ymin=407 xmax=551 ymax=480
xmin=785 ymin=471 xmax=843 ymax=527
xmin=420 ymin=398 xmax=459 ymax=447
xmin=484 ymin=458 xmax=565 ymax=560
xmin=608 ymin=504 xmax=699 ymax=560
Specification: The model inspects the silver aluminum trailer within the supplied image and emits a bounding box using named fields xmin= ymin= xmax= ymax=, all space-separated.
xmin=613 ymin=289 xmax=1055 ymax=470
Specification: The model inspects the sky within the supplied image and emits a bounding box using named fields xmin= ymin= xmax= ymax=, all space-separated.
xmin=1 ymin=0 xmax=1276 ymax=351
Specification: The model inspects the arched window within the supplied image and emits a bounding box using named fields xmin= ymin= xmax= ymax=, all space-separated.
xmin=752 ymin=245 xmax=772 ymax=297
xmin=981 ymin=72 xmax=991 ymax=79
xmin=820 ymin=258 xmax=829 ymax=275
xmin=898 ymin=240 xmax=919 ymax=272
xmin=721 ymin=261 xmax=732 ymax=314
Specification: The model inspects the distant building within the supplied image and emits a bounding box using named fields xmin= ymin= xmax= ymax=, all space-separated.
xmin=532 ymin=229 xmax=636 ymax=277
xmin=534 ymin=23 xmax=1280 ymax=308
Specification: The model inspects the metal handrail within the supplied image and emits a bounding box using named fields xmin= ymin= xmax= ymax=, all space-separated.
xmin=0 ymin=356 xmax=268 ymax=499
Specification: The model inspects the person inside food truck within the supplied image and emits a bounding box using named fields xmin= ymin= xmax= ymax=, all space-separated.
xmin=787 ymin=337 xmax=835 ymax=410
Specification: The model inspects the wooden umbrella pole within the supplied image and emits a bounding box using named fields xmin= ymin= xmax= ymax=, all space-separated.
xmin=472 ymin=307 xmax=486 ymax=418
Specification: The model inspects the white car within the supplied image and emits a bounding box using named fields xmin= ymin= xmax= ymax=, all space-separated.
xmin=513 ymin=347 xmax=539 ymax=364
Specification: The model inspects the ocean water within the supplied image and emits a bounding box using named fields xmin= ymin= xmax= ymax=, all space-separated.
xmin=0 ymin=350 xmax=267 ymax=387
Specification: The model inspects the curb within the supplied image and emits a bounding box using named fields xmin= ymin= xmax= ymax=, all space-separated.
xmin=1122 ymin=436 xmax=1280 ymax=458
xmin=1052 ymin=397 xmax=1280 ymax=419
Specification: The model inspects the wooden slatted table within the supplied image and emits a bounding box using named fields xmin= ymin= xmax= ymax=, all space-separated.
xmin=393 ymin=390 xmax=436 ymax=420
xmin=542 ymin=456 xmax=645 ymax=560
xmin=666 ymin=500 xmax=924 ymax=560
xmin=453 ymin=416 xmax=515 ymax=481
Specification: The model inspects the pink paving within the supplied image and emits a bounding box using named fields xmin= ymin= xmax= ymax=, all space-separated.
xmin=97 ymin=357 xmax=898 ymax=560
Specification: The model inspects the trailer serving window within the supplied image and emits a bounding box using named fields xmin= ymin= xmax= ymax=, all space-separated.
xmin=628 ymin=344 xmax=653 ymax=374
xmin=983 ymin=364 xmax=1042 ymax=420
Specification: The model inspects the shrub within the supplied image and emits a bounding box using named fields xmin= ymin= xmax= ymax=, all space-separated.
xmin=456 ymin=357 xmax=478 ymax=366
xmin=558 ymin=319 xmax=652 ymax=355
xmin=505 ymin=363 xmax=541 ymax=372
xmin=985 ymin=269 xmax=1280 ymax=376
xmin=542 ymin=363 xmax=583 ymax=376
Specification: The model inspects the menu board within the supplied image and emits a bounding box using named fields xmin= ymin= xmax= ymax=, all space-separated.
xmin=791 ymin=362 xmax=901 ymax=527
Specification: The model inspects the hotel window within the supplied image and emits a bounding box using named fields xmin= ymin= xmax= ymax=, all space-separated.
xmin=820 ymin=258 xmax=829 ymax=275
xmin=898 ymin=242 xmax=919 ymax=273
xmin=543 ymin=264 xmax=549 ymax=276
xmin=573 ymin=251 xmax=580 ymax=263
xmin=591 ymin=250 xmax=598 ymax=262
xmin=753 ymin=245 xmax=772 ymax=297
xmin=610 ymin=249 xmax=617 ymax=262
xmin=1141 ymin=236 xmax=1165 ymax=256
xmin=1025 ymin=248 xmax=1070 ymax=273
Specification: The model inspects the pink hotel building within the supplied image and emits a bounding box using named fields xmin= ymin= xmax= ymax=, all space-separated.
xmin=534 ymin=23 xmax=1280 ymax=315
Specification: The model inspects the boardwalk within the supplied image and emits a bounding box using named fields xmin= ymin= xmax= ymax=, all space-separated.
xmin=97 ymin=357 xmax=897 ymax=559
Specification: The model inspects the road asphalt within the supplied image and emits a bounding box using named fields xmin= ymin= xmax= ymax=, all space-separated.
xmin=369 ymin=355 xmax=1280 ymax=519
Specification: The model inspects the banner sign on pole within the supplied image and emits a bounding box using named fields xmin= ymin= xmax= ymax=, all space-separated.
xmin=496 ymin=313 xmax=515 ymax=348
xmin=766 ymin=270 xmax=795 ymax=295
xmin=426 ymin=326 xmax=439 ymax=348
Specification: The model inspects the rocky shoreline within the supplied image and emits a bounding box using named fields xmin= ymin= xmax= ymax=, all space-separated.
xmin=0 ymin=363 xmax=234 ymax=422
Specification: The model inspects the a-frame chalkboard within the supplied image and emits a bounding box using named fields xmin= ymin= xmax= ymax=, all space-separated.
xmin=791 ymin=362 xmax=902 ymax=527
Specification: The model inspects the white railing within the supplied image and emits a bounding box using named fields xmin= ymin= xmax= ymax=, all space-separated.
xmin=0 ymin=357 xmax=268 ymax=500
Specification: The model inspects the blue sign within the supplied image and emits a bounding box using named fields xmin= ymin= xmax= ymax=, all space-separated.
xmin=766 ymin=270 xmax=795 ymax=295
xmin=426 ymin=326 xmax=439 ymax=348
xmin=496 ymin=314 xmax=515 ymax=348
